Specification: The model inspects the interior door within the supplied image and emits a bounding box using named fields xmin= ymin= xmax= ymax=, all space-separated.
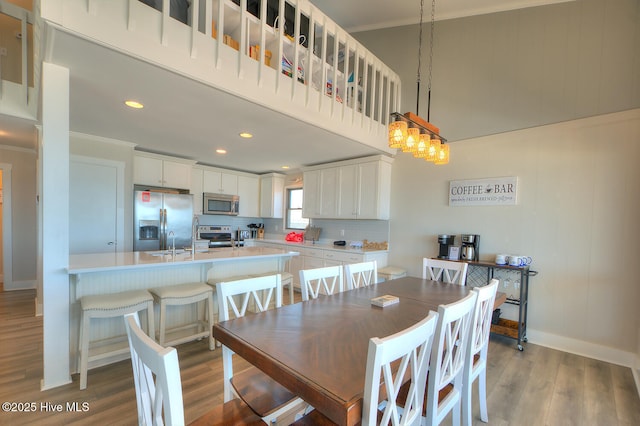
xmin=70 ymin=159 xmax=118 ymax=254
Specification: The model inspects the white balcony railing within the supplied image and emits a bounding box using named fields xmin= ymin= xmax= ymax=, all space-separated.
xmin=38 ymin=0 xmax=402 ymax=151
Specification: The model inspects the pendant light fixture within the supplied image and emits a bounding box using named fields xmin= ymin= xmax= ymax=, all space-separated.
xmin=388 ymin=0 xmax=449 ymax=165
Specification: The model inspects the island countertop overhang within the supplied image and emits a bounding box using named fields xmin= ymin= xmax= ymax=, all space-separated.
xmin=68 ymin=246 xmax=300 ymax=274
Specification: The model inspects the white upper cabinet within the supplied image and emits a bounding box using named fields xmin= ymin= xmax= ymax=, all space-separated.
xmin=190 ymin=168 xmax=204 ymax=215
xmin=203 ymin=170 xmax=239 ymax=194
xmin=193 ymin=166 xmax=260 ymax=217
xmin=302 ymin=167 xmax=339 ymax=218
xmin=260 ymin=173 xmax=285 ymax=218
xmin=303 ymin=156 xmax=393 ymax=220
xmin=238 ymin=175 xmax=260 ymax=217
xmin=134 ymin=153 xmax=194 ymax=190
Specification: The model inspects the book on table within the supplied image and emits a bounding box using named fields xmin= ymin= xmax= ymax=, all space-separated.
xmin=371 ymin=295 xmax=399 ymax=307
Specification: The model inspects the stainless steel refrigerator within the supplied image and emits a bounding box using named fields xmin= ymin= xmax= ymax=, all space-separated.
xmin=133 ymin=190 xmax=194 ymax=251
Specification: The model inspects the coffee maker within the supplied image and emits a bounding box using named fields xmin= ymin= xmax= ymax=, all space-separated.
xmin=437 ymin=234 xmax=456 ymax=259
xmin=460 ymin=234 xmax=480 ymax=261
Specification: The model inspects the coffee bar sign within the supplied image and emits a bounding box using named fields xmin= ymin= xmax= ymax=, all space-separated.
xmin=449 ymin=176 xmax=518 ymax=206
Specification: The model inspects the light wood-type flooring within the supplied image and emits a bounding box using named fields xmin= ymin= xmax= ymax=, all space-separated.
xmin=0 ymin=288 xmax=638 ymax=425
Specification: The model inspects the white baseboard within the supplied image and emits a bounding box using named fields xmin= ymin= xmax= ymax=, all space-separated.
xmin=527 ymin=328 xmax=636 ymax=368
xmin=4 ymin=280 xmax=36 ymax=291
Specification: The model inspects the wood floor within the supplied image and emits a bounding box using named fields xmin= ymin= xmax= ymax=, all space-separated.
xmin=0 ymin=288 xmax=638 ymax=425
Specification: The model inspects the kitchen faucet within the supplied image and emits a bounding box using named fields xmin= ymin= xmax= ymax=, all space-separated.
xmin=191 ymin=216 xmax=199 ymax=253
xmin=168 ymin=230 xmax=176 ymax=257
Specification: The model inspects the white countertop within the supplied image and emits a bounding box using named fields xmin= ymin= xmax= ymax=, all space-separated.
xmin=251 ymin=238 xmax=388 ymax=254
xmin=68 ymin=246 xmax=300 ymax=274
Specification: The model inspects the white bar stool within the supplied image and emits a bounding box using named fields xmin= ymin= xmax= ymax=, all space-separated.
xmin=78 ymin=289 xmax=155 ymax=390
xmin=148 ymin=282 xmax=215 ymax=351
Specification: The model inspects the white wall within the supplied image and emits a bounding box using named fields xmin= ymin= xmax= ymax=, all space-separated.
xmin=0 ymin=145 xmax=37 ymax=289
xmin=388 ymin=109 xmax=640 ymax=365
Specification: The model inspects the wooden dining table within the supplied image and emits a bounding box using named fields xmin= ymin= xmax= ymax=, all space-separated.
xmin=213 ymin=276 xmax=496 ymax=426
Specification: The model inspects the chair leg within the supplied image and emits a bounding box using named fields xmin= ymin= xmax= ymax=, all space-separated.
xmin=453 ymin=400 xmax=461 ymax=426
xmin=79 ymin=312 xmax=91 ymax=390
xmin=478 ymin=369 xmax=488 ymax=422
xmin=462 ymin=379 xmax=472 ymax=426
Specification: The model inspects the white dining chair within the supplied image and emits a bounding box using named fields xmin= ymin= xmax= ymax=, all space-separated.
xmin=423 ymin=258 xmax=469 ymax=285
xmin=344 ymin=261 xmax=378 ymax=290
xmin=424 ymin=291 xmax=477 ymax=426
xmin=216 ymin=274 xmax=306 ymax=424
xmin=299 ymin=265 xmax=344 ymax=301
xmin=463 ymin=279 xmax=499 ymax=425
xmin=291 ymin=311 xmax=439 ymax=426
xmin=124 ymin=312 xmax=264 ymax=426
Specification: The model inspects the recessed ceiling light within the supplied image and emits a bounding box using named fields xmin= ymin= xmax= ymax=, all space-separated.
xmin=281 ymin=165 xmax=290 ymax=170
xmin=125 ymin=100 xmax=144 ymax=109
xmin=216 ymin=149 xmax=227 ymax=154
xmin=239 ymin=132 xmax=253 ymax=139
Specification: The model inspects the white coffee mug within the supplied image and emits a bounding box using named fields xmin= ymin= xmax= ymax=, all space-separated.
xmin=520 ymin=256 xmax=532 ymax=266
xmin=495 ymin=254 xmax=507 ymax=265
xmin=508 ymin=255 xmax=521 ymax=266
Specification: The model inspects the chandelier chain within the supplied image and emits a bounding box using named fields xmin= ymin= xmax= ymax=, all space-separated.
xmin=428 ymin=0 xmax=435 ymax=92
xmin=416 ymin=0 xmax=424 ymax=115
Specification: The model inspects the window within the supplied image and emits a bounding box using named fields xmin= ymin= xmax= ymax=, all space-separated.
xmin=286 ymin=188 xmax=308 ymax=230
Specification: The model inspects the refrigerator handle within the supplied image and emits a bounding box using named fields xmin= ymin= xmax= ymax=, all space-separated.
xmin=159 ymin=208 xmax=165 ymax=250
xmin=163 ymin=208 xmax=168 ymax=250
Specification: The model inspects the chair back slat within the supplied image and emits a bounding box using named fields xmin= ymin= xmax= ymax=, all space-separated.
xmin=422 ymin=258 xmax=469 ymax=285
xmin=124 ymin=312 xmax=184 ymax=426
xmin=217 ymin=275 xmax=282 ymax=321
xmin=299 ymin=266 xmax=344 ymax=301
xmin=345 ymin=261 xmax=378 ymax=290
xmin=362 ymin=311 xmax=438 ymax=426
xmin=425 ymin=291 xmax=477 ymax=425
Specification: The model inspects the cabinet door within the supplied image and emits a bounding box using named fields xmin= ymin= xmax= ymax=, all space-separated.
xmin=355 ymin=162 xmax=380 ymax=219
xmin=337 ymin=164 xmax=358 ymax=219
xmin=260 ymin=175 xmax=284 ymax=218
xmin=162 ymin=160 xmax=192 ymax=190
xmin=319 ymin=167 xmax=339 ymax=218
xmin=191 ymin=168 xmax=204 ymax=215
xmin=134 ymin=156 xmax=163 ymax=186
xmin=238 ymin=175 xmax=259 ymax=217
xmin=203 ymin=170 xmax=239 ymax=194
xmin=302 ymin=170 xmax=321 ymax=218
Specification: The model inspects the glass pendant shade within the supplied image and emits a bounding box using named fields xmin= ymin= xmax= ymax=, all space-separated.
xmin=402 ymin=127 xmax=420 ymax=153
xmin=425 ymin=138 xmax=440 ymax=162
xmin=388 ymin=120 xmax=408 ymax=148
xmin=434 ymin=143 xmax=450 ymax=165
xmin=414 ymin=133 xmax=430 ymax=158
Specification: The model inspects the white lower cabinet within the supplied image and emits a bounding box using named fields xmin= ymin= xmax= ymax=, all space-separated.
xmin=254 ymin=241 xmax=388 ymax=292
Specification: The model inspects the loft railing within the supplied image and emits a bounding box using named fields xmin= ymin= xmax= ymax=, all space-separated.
xmin=41 ymin=0 xmax=402 ymax=147
xmin=0 ymin=0 xmax=38 ymax=115
xmin=129 ymin=0 xmax=402 ymax=129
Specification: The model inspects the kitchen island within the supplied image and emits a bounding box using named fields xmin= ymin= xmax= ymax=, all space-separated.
xmin=65 ymin=246 xmax=299 ymax=380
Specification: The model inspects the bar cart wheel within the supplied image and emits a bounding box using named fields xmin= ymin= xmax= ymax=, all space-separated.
xmin=518 ymin=344 xmax=524 ymax=351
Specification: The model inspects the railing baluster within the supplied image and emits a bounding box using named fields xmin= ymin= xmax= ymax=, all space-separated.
xmin=190 ymin=0 xmax=199 ymax=58
xmin=21 ymin=8 xmax=28 ymax=103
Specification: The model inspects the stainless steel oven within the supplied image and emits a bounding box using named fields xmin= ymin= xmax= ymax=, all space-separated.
xmin=197 ymin=225 xmax=242 ymax=248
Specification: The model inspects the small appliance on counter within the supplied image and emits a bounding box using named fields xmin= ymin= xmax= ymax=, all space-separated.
xmin=247 ymin=223 xmax=263 ymax=239
xmin=437 ymin=234 xmax=456 ymax=259
xmin=460 ymin=234 xmax=480 ymax=261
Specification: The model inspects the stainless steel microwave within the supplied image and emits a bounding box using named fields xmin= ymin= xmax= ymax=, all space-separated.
xmin=203 ymin=193 xmax=239 ymax=215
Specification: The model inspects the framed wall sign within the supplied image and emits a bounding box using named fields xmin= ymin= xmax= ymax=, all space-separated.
xmin=449 ymin=176 xmax=518 ymax=206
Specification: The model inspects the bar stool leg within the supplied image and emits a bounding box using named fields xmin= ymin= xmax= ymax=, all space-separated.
xmin=158 ymin=300 xmax=167 ymax=346
xmin=79 ymin=312 xmax=91 ymax=390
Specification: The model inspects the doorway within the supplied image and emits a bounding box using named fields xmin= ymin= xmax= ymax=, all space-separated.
xmin=0 ymin=164 xmax=13 ymax=291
